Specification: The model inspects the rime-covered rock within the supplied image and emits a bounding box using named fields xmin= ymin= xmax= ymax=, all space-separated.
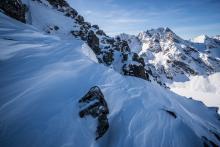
xmin=78 ymin=86 xmax=109 ymax=140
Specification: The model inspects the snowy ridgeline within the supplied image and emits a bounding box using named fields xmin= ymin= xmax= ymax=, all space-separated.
xmin=118 ymin=28 xmax=220 ymax=111
xmin=118 ymin=28 xmax=220 ymax=84
xmin=0 ymin=12 xmax=220 ymax=147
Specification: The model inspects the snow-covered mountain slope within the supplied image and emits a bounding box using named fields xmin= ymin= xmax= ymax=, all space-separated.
xmin=214 ymin=35 xmax=220 ymax=41
xmin=10 ymin=0 xmax=147 ymax=80
xmin=116 ymin=33 xmax=141 ymax=53
xmin=117 ymin=29 xmax=220 ymax=111
xmin=192 ymin=35 xmax=220 ymax=49
xmin=118 ymin=28 xmax=220 ymax=85
xmin=170 ymin=72 xmax=220 ymax=114
xmin=1 ymin=12 xmax=220 ymax=147
xmin=191 ymin=35 xmax=220 ymax=59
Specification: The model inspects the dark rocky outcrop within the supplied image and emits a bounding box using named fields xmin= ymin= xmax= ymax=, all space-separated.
xmin=132 ymin=53 xmax=145 ymax=66
xmin=54 ymin=25 xmax=59 ymax=31
xmin=123 ymin=63 xmax=148 ymax=80
xmin=75 ymin=15 xmax=84 ymax=24
xmin=102 ymin=50 xmax=114 ymax=65
xmin=210 ymin=131 xmax=220 ymax=141
xmin=79 ymin=86 xmax=109 ymax=140
xmin=172 ymin=60 xmax=197 ymax=75
xmin=202 ymin=136 xmax=218 ymax=147
xmin=164 ymin=110 xmax=177 ymax=119
xmin=96 ymin=30 xmax=106 ymax=36
xmin=87 ymin=30 xmax=101 ymax=55
xmin=47 ymin=0 xmax=69 ymax=8
xmin=0 ymin=0 xmax=26 ymax=23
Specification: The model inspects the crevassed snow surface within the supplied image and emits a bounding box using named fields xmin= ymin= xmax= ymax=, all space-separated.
xmin=0 ymin=14 xmax=220 ymax=147
xmin=170 ymin=73 xmax=220 ymax=113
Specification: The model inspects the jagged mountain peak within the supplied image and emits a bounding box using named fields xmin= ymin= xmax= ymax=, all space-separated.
xmin=138 ymin=27 xmax=183 ymax=47
xmin=139 ymin=27 xmax=176 ymax=37
xmin=117 ymin=27 xmax=220 ymax=84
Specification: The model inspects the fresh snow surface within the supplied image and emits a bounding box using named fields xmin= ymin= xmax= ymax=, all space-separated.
xmin=21 ymin=0 xmax=78 ymax=39
xmin=0 ymin=13 xmax=220 ymax=147
xmin=170 ymin=73 xmax=220 ymax=113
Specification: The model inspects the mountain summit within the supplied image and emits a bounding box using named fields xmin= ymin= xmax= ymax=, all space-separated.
xmin=118 ymin=27 xmax=220 ymax=84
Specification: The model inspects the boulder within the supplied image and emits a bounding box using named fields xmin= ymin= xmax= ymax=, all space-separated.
xmin=96 ymin=30 xmax=106 ymax=36
xmin=132 ymin=53 xmax=145 ymax=66
xmin=92 ymin=25 xmax=99 ymax=30
xmin=78 ymin=86 xmax=109 ymax=140
xmin=75 ymin=15 xmax=84 ymax=24
xmin=102 ymin=50 xmax=114 ymax=65
xmin=123 ymin=64 xmax=149 ymax=80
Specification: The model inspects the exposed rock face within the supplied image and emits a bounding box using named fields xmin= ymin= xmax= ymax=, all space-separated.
xmin=47 ymin=0 xmax=69 ymax=8
xmin=123 ymin=63 xmax=148 ymax=80
xmin=79 ymin=86 xmax=109 ymax=140
xmin=43 ymin=0 xmax=149 ymax=80
xmin=0 ymin=0 xmax=26 ymax=23
xmin=172 ymin=60 xmax=197 ymax=75
xmin=59 ymin=0 xmax=149 ymax=80
xmin=102 ymin=50 xmax=114 ymax=65
xmin=87 ymin=30 xmax=101 ymax=55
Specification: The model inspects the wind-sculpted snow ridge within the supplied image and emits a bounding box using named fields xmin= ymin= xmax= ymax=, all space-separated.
xmin=0 ymin=12 xmax=220 ymax=147
xmin=118 ymin=28 xmax=220 ymax=85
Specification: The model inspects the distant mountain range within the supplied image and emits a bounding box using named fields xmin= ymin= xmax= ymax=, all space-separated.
xmin=118 ymin=28 xmax=220 ymax=85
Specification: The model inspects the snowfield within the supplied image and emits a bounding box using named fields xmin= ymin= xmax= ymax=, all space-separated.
xmin=170 ymin=73 xmax=220 ymax=113
xmin=0 ymin=11 xmax=220 ymax=147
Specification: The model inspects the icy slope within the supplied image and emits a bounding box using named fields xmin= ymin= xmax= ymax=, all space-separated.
xmin=0 ymin=13 xmax=220 ymax=147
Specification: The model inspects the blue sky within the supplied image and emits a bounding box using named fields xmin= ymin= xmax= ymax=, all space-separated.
xmin=68 ymin=0 xmax=220 ymax=39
